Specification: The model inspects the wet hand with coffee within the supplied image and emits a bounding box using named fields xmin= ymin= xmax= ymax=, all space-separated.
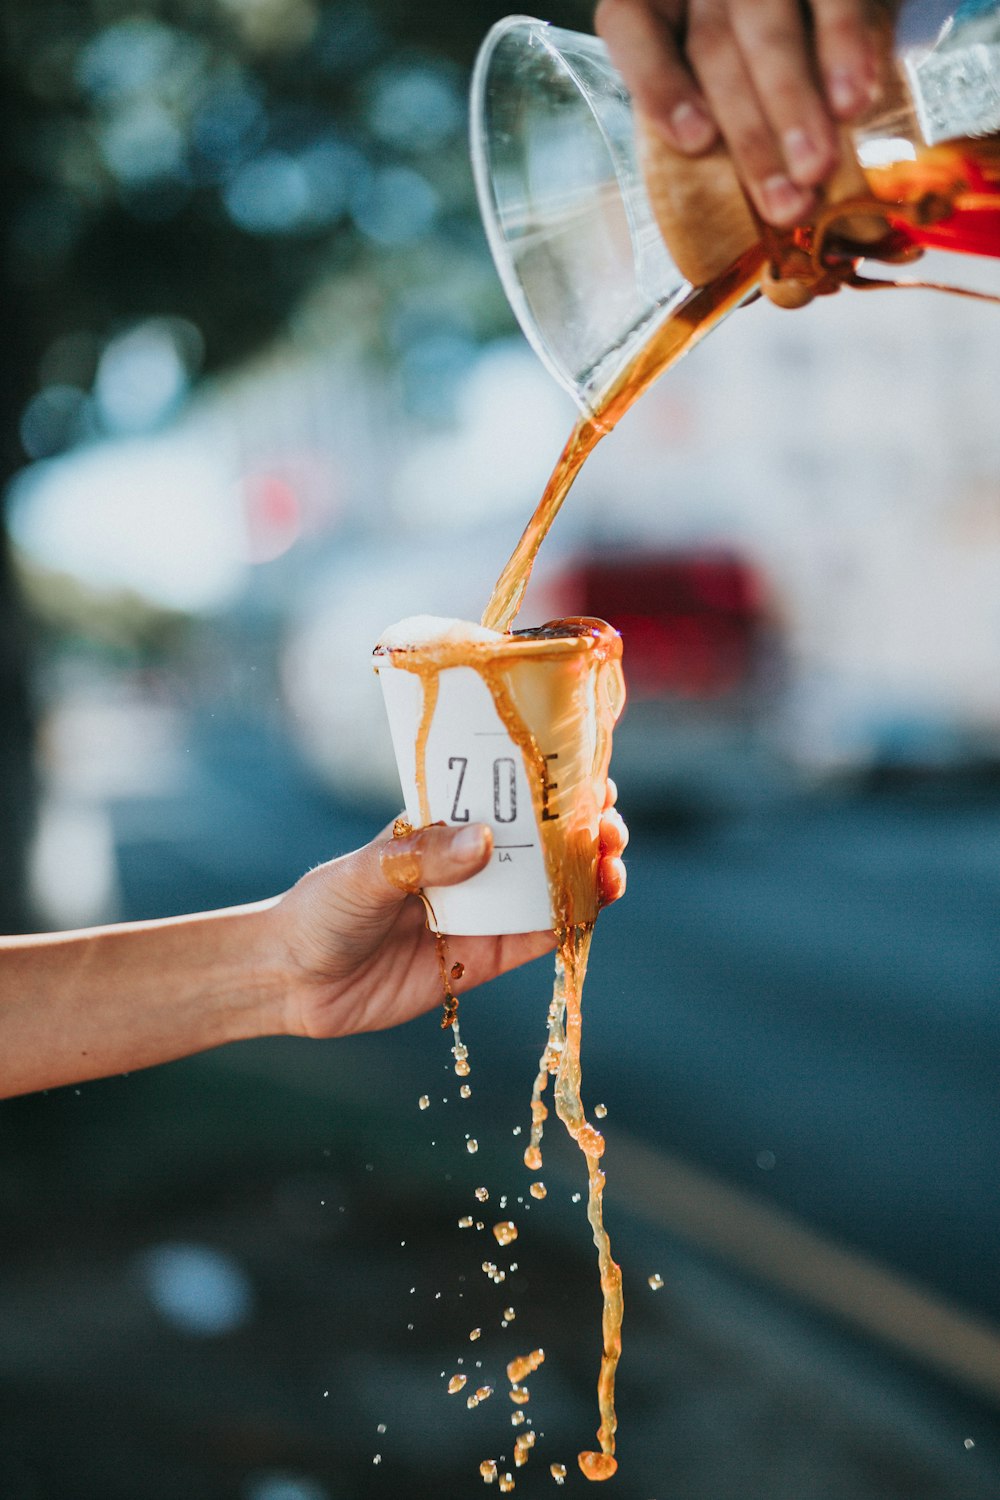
xmin=278 ymin=792 xmax=627 ymax=1046
xmin=0 ymin=804 xmax=628 ymax=1099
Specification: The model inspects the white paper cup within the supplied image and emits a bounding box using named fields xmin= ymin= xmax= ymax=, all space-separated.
xmin=374 ymin=621 xmax=624 ymax=936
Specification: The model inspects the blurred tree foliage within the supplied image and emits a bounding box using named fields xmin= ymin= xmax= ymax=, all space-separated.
xmin=6 ymin=0 xmax=587 ymax=373
xmin=18 ymin=562 xmax=192 ymax=662
xmin=0 ymin=0 xmax=587 ymax=929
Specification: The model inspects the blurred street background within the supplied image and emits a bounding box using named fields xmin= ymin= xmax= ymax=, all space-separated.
xmin=2 ymin=0 xmax=1000 ymax=1496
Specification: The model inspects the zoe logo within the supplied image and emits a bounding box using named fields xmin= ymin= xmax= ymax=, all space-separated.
xmin=446 ymin=754 xmax=559 ymax=825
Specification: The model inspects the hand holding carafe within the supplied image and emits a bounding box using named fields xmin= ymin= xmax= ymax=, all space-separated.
xmin=472 ymin=3 xmax=1000 ymax=420
xmin=594 ymin=0 xmax=904 ymax=226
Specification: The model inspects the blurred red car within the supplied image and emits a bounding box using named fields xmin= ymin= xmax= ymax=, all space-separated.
xmin=536 ymin=549 xmax=786 ymax=813
xmin=283 ymin=536 xmax=787 ymax=816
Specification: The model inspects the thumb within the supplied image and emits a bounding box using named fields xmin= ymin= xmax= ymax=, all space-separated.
xmin=378 ymin=822 xmax=493 ymax=901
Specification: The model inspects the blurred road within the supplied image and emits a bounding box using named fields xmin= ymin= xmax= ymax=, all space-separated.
xmin=10 ymin=700 xmax=994 ymax=1498
xmin=111 ymin=708 xmax=1000 ymax=1329
xmin=582 ymin=778 xmax=1000 ymax=1326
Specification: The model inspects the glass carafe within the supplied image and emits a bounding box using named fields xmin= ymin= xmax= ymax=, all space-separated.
xmin=470 ymin=5 xmax=1000 ymax=416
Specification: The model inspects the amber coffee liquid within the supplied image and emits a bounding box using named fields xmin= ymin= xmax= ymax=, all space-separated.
xmin=474 ymin=126 xmax=1000 ymax=1482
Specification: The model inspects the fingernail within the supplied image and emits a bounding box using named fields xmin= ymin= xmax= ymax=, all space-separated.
xmin=452 ymin=824 xmax=488 ymax=861
xmin=760 ymin=174 xmax=813 ymax=225
xmin=669 ymin=99 xmax=715 ymax=152
xmin=380 ymin=841 xmax=422 ymax=893
xmin=782 ymin=127 xmax=827 ymax=183
xmin=828 ymin=68 xmax=862 ymax=117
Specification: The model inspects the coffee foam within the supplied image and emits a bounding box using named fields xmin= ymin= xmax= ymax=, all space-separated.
xmin=376 ymin=615 xmax=503 ymax=652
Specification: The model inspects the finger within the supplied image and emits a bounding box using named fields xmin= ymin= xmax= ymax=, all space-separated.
xmin=603 ymin=777 xmax=619 ymax=812
xmin=686 ymin=1 xmax=815 ymax=224
xmin=813 ymin=0 xmax=884 ymax=119
xmin=599 ymin=855 xmax=628 ymax=907
xmin=596 ymin=0 xmax=718 ymax=152
xmin=728 ymin=0 xmax=840 ymax=187
xmin=379 ymin=822 xmax=492 ymax=895
xmin=599 ymin=806 xmax=629 ymax=860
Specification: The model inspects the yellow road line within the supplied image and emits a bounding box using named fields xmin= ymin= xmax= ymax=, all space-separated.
xmin=207 ymin=1044 xmax=1000 ymax=1404
xmin=609 ymin=1128 xmax=1000 ymax=1407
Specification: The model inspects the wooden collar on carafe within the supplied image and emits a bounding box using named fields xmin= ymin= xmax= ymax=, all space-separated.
xmin=635 ymin=48 xmax=913 ymax=312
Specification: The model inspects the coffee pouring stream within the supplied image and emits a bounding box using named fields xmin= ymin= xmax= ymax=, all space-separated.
xmin=446 ymin=8 xmax=1000 ymax=1485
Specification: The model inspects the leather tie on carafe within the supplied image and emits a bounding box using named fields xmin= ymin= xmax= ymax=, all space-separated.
xmin=635 ymin=111 xmax=899 ymax=309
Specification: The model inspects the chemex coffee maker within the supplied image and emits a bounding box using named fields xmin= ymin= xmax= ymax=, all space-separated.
xmin=471 ymin=4 xmax=1000 ymax=417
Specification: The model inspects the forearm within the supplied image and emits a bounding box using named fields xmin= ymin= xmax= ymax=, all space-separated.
xmin=0 ymin=817 xmax=613 ymax=1098
xmin=0 ymin=903 xmax=288 ymax=1099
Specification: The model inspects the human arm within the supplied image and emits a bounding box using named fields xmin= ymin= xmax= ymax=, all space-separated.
xmin=0 ymin=800 xmax=627 ymax=1099
xmin=595 ymin=0 xmax=902 ymax=224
